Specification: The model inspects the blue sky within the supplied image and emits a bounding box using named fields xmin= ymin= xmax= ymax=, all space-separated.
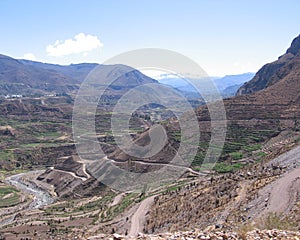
xmin=0 ymin=0 xmax=299 ymax=76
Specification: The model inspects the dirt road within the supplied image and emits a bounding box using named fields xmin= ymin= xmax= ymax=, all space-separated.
xmin=129 ymin=195 xmax=156 ymax=237
xmin=104 ymin=156 xmax=207 ymax=176
xmin=111 ymin=193 xmax=125 ymax=207
xmin=49 ymin=167 xmax=87 ymax=181
xmin=246 ymin=145 xmax=300 ymax=220
xmin=264 ymin=167 xmax=300 ymax=214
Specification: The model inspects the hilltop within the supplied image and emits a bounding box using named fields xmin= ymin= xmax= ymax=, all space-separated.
xmin=237 ymin=34 xmax=300 ymax=95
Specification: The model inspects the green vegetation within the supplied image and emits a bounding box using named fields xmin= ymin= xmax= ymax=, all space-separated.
xmin=0 ymin=186 xmax=20 ymax=208
xmin=170 ymin=130 xmax=181 ymax=142
xmin=256 ymin=151 xmax=267 ymax=158
xmin=163 ymin=183 xmax=184 ymax=193
xmin=44 ymin=202 xmax=70 ymax=215
xmin=104 ymin=193 xmax=138 ymax=221
xmin=18 ymin=143 xmax=41 ymax=149
xmin=74 ymin=195 xmax=113 ymax=213
xmin=0 ymin=150 xmax=14 ymax=161
xmin=35 ymin=131 xmax=62 ymax=139
xmin=189 ymin=125 xmax=278 ymax=169
xmin=213 ymin=162 xmax=243 ymax=173
xmin=229 ymin=152 xmax=243 ymax=160
xmin=242 ymin=144 xmax=262 ymax=152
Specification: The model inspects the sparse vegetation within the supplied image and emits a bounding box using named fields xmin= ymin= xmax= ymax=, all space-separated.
xmin=213 ymin=162 xmax=243 ymax=173
xmin=0 ymin=186 xmax=20 ymax=208
xmin=255 ymin=212 xmax=298 ymax=231
xmin=104 ymin=193 xmax=139 ymax=221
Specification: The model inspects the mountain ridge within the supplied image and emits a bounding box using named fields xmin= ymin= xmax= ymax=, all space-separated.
xmin=237 ymin=34 xmax=300 ymax=95
xmin=0 ymin=54 xmax=159 ymax=96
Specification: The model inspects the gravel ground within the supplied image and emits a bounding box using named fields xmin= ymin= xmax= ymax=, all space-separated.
xmin=88 ymin=229 xmax=300 ymax=240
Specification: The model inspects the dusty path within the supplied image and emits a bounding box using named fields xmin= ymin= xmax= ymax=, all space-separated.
xmin=103 ymin=156 xmax=207 ymax=176
xmin=132 ymin=159 xmax=207 ymax=176
xmin=246 ymin=145 xmax=300 ymax=220
xmin=111 ymin=193 xmax=125 ymax=207
xmin=49 ymin=167 xmax=87 ymax=181
xmin=265 ymin=167 xmax=300 ymax=213
xmin=129 ymin=196 xmax=156 ymax=237
xmin=81 ymin=163 xmax=91 ymax=179
xmin=217 ymin=181 xmax=249 ymax=224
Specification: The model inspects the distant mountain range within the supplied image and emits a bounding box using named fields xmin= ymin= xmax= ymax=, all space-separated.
xmin=157 ymin=72 xmax=254 ymax=98
xmin=20 ymin=59 xmax=98 ymax=83
xmin=0 ymin=54 xmax=254 ymax=101
xmin=0 ymin=54 xmax=77 ymax=96
xmin=0 ymin=56 xmax=157 ymax=96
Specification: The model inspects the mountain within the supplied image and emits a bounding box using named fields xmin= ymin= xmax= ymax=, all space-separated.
xmin=1 ymin=36 xmax=300 ymax=238
xmin=120 ymin=35 xmax=300 ymax=234
xmin=109 ymin=34 xmax=300 ymax=182
xmin=0 ymin=54 xmax=77 ymax=96
xmin=157 ymin=73 xmax=254 ymax=97
xmin=221 ymin=83 xmax=244 ymax=97
xmin=91 ymin=64 xmax=157 ymax=88
xmin=20 ymin=59 xmax=98 ymax=83
xmin=20 ymin=60 xmax=158 ymax=88
xmin=237 ymin=34 xmax=300 ymax=95
xmin=0 ymin=55 xmax=158 ymax=96
xmin=213 ymin=73 xmax=255 ymax=92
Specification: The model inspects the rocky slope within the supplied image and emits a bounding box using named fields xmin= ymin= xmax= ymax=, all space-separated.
xmin=137 ymin=35 xmax=300 ymax=235
xmin=0 ymin=54 xmax=77 ymax=95
xmin=1 ymin=36 xmax=300 ymax=239
xmin=88 ymin=229 xmax=300 ymax=240
xmin=237 ymin=34 xmax=300 ymax=95
xmin=111 ymin=34 xmax=300 ymax=166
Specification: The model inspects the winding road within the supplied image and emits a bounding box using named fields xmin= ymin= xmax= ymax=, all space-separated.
xmin=103 ymin=156 xmax=207 ymax=176
xmin=49 ymin=166 xmax=87 ymax=181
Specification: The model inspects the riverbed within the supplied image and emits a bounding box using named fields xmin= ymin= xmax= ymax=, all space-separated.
xmin=0 ymin=170 xmax=55 ymax=227
xmin=5 ymin=170 xmax=54 ymax=209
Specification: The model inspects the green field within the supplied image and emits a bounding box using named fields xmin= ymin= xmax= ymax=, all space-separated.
xmin=0 ymin=186 xmax=21 ymax=208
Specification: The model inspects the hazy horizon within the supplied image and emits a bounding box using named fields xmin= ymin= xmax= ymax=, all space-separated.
xmin=1 ymin=0 xmax=299 ymax=76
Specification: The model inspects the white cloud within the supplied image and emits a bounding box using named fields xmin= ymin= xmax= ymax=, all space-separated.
xmin=141 ymin=69 xmax=182 ymax=80
xmin=46 ymin=33 xmax=103 ymax=57
xmin=23 ymin=53 xmax=37 ymax=61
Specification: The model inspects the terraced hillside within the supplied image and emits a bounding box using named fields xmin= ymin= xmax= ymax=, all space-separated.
xmin=0 ymin=35 xmax=299 ymax=239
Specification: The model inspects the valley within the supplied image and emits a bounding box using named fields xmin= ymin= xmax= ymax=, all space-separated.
xmin=0 ymin=34 xmax=299 ymax=239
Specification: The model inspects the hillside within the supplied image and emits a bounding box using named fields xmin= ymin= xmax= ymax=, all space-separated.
xmin=0 ymin=56 xmax=158 ymax=96
xmin=115 ymin=34 xmax=300 ymax=165
xmin=0 ymin=36 xmax=299 ymax=239
xmin=237 ymin=34 xmax=300 ymax=95
xmin=214 ymin=73 xmax=254 ymax=92
xmin=20 ymin=60 xmax=98 ymax=83
xmin=158 ymin=73 xmax=254 ymax=97
xmin=0 ymin=54 xmax=77 ymax=96
xmin=139 ymin=35 xmax=300 ymax=235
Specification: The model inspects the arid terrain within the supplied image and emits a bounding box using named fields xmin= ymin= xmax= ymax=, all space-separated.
xmin=0 ymin=35 xmax=300 ymax=239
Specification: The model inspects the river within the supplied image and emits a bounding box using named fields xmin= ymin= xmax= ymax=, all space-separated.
xmin=0 ymin=170 xmax=54 ymax=227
